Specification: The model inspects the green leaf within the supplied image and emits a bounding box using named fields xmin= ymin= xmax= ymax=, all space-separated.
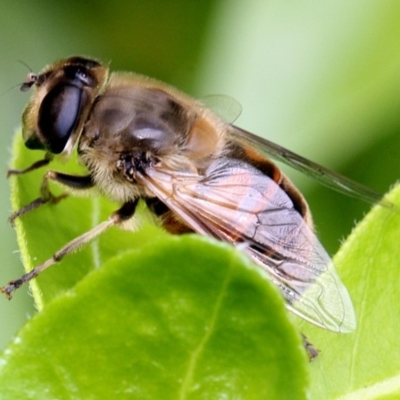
xmin=0 ymin=235 xmax=308 ymax=399
xmin=297 ymin=184 xmax=400 ymax=399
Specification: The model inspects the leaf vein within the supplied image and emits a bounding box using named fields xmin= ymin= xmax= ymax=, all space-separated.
xmin=179 ymin=253 xmax=234 ymax=399
xmin=336 ymin=373 xmax=400 ymax=400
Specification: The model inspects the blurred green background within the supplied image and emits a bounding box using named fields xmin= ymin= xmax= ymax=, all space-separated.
xmin=1 ymin=1 xmax=400 ymax=349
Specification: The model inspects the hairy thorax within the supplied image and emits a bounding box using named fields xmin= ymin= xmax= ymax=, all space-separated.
xmin=77 ymin=72 xmax=228 ymax=203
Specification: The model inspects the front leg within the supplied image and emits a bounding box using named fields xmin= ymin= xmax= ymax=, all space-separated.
xmin=7 ymin=154 xmax=53 ymax=177
xmin=9 ymin=171 xmax=94 ymax=225
xmin=2 ymin=200 xmax=139 ymax=299
xmin=302 ymin=334 xmax=320 ymax=361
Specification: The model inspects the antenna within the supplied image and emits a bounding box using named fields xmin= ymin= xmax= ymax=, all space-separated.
xmin=0 ymin=60 xmax=37 ymax=98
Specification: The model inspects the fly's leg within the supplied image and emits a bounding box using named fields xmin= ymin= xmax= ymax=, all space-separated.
xmin=7 ymin=154 xmax=52 ymax=177
xmin=1 ymin=200 xmax=139 ymax=299
xmin=9 ymin=172 xmax=94 ymax=225
xmin=302 ymin=334 xmax=320 ymax=361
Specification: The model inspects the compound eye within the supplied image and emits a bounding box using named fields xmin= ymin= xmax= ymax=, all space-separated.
xmin=37 ymin=84 xmax=84 ymax=154
xmin=75 ymin=69 xmax=91 ymax=85
xmin=65 ymin=65 xmax=94 ymax=87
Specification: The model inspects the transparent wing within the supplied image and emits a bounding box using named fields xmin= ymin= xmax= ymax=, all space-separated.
xmin=200 ymin=95 xmax=242 ymax=123
xmin=138 ymin=158 xmax=356 ymax=332
xmin=229 ymin=125 xmax=391 ymax=208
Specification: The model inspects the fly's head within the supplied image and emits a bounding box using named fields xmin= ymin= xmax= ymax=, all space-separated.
xmin=21 ymin=56 xmax=109 ymax=157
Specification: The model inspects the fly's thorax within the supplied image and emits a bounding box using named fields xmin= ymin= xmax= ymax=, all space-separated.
xmin=78 ymin=72 xmax=229 ymax=202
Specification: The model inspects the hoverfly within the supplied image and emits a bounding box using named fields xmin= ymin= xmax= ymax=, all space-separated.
xmin=3 ymin=56 xmax=383 ymax=338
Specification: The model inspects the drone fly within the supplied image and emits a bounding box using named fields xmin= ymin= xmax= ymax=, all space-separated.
xmin=3 ymin=56 xmax=382 ymax=337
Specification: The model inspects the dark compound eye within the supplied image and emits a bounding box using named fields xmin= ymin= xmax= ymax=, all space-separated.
xmin=64 ymin=65 xmax=94 ymax=87
xmin=36 ymin=84 xmax=86 ymax=153
xmin=76 ymin=69 xmax=89 ymax=84
xmin=22 ymin=57 xmax=105 ymax=153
